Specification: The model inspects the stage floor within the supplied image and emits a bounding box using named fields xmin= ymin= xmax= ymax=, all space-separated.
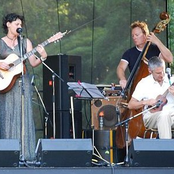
xmin=1 ymin=166 xmax=174 ymax=174
xmin=1 ymin=138 xmax=174 ymax=174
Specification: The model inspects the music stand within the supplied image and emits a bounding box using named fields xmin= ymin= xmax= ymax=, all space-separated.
xmin=67 ymin=82 xmax=112 ymax=166
xmin=67 ymin=82 xmax=106 ymax=138
xmin=67 ymin=82 xmax=106 ymax=100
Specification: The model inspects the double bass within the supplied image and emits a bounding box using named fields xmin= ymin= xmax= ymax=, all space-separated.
xmin=116 ymin=12 xmax=171 ymax=149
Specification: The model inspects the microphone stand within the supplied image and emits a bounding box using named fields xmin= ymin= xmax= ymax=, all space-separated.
xmin=17 ymin=31 xmax=25 ymax=161
xmin=70 ymin=96 xmax=75 ymax=139
xmin=31 ymin=77 xmax=51 ymax=138
xmin=34 ymin=55 xmax=64 ymax=139
xmin=41 ymin=61 xmax=64 ymax=82
xmin=115 ymin=101 xmax=162 ymax=166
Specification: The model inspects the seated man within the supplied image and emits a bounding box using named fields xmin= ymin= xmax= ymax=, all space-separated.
xmin=128 ymin=56 xmax=174 ymax=139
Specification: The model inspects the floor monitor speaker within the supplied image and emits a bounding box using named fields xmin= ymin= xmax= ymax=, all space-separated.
xmin=129 ymin=139 xmax=174 ymax=167
xmin=0 ymin=139 xmax=20 ymax=167
xmin=36 ymin=139 xmax=92 ymax=167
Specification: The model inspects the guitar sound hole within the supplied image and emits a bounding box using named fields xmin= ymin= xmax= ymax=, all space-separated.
xmin=9 ymin=63 xmax=14 ymax=68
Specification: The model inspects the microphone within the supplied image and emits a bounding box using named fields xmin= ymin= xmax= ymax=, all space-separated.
xmin=166 ymin=67 xmax=171 ymax=77
xmin=116 ymin=106 xmax=121 ymax=123
xmin=31 ymin=75 xmax=35 ymax=86
xmin=16 ymin=28 xmax=23 ymax=34
xmin=166 ymin=67 xmax=171 ymax=85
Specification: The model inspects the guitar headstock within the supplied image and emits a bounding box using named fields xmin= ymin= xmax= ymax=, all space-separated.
xmin=47 ymin=30 xmax=71 ymax=43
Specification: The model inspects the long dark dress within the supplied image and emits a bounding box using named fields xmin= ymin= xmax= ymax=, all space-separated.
xmin=0 ymin=39 xmax=36 ymax=161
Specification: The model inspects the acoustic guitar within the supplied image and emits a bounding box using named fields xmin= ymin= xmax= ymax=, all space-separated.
xmin=0 ymin=31 xmax=68 ymax=93
xmin=149 ymin=82 xmax=174 ymax=113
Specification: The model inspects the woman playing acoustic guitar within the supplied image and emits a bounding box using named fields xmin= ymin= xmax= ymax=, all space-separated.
xmin=0 ymin=13 xmax=64 ymax=161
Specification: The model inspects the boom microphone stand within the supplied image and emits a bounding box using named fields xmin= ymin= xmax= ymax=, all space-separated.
xmin=35 ymin=55 xmax=64 ymax=139
xmin=31 ymin=75 xmax=51 ymax=138
xmin=115 ymin=100 xmax=162 ymax=166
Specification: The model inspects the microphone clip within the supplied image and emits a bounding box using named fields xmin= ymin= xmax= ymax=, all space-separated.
xmin=31 ymin=75 xmax=35 ymax=86
xmin=155 ymin=100 xmax=162 ymax=108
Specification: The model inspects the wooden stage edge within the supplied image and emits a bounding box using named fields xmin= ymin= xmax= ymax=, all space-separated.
xmin=1 ymin=167 xmax=174 ymax=174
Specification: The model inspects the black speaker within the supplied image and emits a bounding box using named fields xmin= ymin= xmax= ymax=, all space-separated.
xmin=0 ymin=139 xmax=20 ymax=167
xmin=43 ymin=55 xmax=82 ymax=138
xmin=68 ymin=55 xmax=81 ymax=82
xmin=68 ymin=89 xmax=82 ymax=138
xmin=70 ymin=109 xmax=82 ymax=138
xmin=35 ymin=139 xmax=92 ymax=167
xmin=129 ymin=139 xmax=174 ymax=167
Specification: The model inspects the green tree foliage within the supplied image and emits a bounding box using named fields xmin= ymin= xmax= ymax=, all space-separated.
xmin=168 ymin=0 xmax=174 ymax=73
xmin=0 ymin=0 xmax=169 ymax=84
xmin=0 ymin=0 xmax=171 ymax=138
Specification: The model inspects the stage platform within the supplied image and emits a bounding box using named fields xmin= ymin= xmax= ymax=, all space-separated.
xmin=1 ymin=166 xmax=174 ymax=174
xmin=1 ymin=138 xmax=174 ymax=174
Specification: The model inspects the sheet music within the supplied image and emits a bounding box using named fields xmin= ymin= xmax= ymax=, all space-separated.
xmin=67 ymin=82 xmax=106 ymax=99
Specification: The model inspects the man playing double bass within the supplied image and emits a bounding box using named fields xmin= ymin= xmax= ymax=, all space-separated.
xmin=117 ymin=20 xmax=173 ymax=89
xmin=115 ymin=19 xmax=173 ymax=152
xmin=128 ymin=56 xmax=174 ymax=139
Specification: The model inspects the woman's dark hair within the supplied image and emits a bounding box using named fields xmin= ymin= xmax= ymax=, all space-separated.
xmin=2 ymin=13 xmax=24 ymax=34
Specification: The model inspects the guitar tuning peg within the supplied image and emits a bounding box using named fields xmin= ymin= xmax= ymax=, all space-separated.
xmin=54 ymin=40 xmax=60 ymax=43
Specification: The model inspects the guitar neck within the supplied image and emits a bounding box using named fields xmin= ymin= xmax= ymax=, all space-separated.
xmin=24 ymin=40 xmax=49 ymax=60
xmin=10 ymin=31 xmax=68 ymax=66
xmin=13 ymin=39 xmax=49 ymax=65
xmin=161 ymin=82 xmax=174 ymax=98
